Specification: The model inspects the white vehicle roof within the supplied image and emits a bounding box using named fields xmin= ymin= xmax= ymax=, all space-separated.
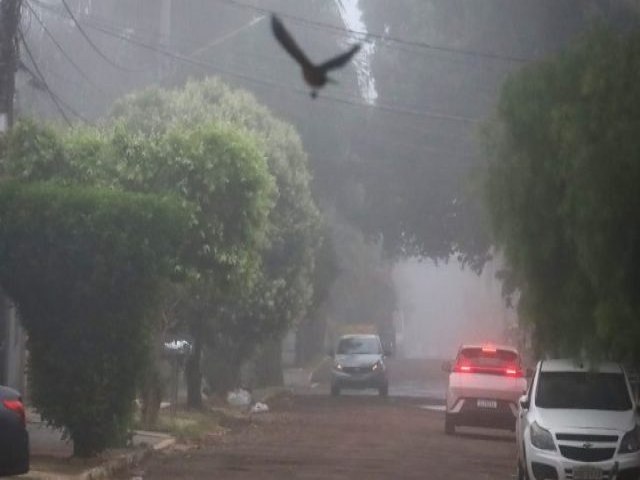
xmin=540 ymin=359 xmax=623 ymax=374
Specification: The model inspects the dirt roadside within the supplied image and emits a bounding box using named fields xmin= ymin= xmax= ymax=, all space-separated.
xmin=130 ymin=394 xmax=516 ymax=480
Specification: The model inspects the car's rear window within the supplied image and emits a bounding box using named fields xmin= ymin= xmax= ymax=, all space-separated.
xmin=337 ymin=337 xmax=381 ymax=355
xmin=457 ymin=348 xmax=519 ymax=368
xmin=536 ymin=372 xmax=632 ymax=411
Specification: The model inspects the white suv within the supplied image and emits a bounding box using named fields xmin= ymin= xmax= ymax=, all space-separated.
xmin=444 ymin=344 xmax=528 ymax=434
xmin=517 ymin=359 xmax=640 ymax=480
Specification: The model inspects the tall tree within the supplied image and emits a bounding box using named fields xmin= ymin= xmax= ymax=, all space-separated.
xmin=109 ymin=78 xmax=321 ymax=397
xmin=2 ymin=98 xmax=276 ymax=409
xmin=353 ymin=0 xmax=635 ymax=264
xmin=0 ymin=177 xmax=190 ymax=456
xmin=484 ymin=27 xmax=640 ymax=361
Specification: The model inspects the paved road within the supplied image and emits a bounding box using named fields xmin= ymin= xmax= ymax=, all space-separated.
xmin=287 ymin=357 xmax=449 ymax=400
xmin=135 ymin=394 xmax=516 ymax=480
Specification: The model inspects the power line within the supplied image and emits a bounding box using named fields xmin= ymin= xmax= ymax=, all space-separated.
xmin=20 ymin=27 xmax=91 ymax=127
xmin=212 ymin=0 xmax=531 ymax=64
xmin=79 ymin=19 xmax=479 ymax=124
xmin=31 ymin=0 xmax=498 ymax=118
xmin=18 ymin=29 xmax=73 ymax=125
xmin=187 ymin=15 xmax=266 ymax=60
xmin=22 ymin=0 xmax=483 ymax=126
xmin=58 ymin=0 xmax=141 ymax=72
xmin=24 ymin=1 xmax=107 ymax=95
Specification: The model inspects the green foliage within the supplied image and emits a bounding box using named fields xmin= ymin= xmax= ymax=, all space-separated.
xmin=484 ymin=27 xmax=640 ymax=361
xmin=2 ymin=117 xmax=275 ymax=288
xmin=0 ymin=181 xmax=189 ymax=456
xmin=2 ymin=94 xmax=275 ymax=434
xmin=111 ymin=79 xmax=322 ymax=387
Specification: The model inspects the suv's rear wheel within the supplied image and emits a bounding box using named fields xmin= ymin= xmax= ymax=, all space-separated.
xmin=444 ymin=413 xmax=455 ymax=435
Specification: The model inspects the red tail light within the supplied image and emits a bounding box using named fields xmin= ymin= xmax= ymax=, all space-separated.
xmin=453 ymin=364 xmax=473 ymax=373
xmin=505 ymin=367 xmax=524 ymax=377
xmin=3 ymin=399 xmax=26 ymax=426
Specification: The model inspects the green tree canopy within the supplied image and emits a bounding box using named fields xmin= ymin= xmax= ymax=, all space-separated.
xmin=2 ymin=104 xmax=276 ymax=410
xmin=484 ymin=27 xmax=640 ymax=362
xmin=0 ymin=181 xmax=190 ymax=456
xmin=109 ymin=78 xmax=322 ymax=390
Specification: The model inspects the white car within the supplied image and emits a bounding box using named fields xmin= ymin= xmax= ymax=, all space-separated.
xmin=444 ymin=344 xmax=528 ymax=434
xmin=517 ymin=359 xmax=640 ymax=480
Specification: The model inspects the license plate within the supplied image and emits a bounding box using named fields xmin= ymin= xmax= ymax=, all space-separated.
xmin=574 ymin=466 xmax=602 ymax=480
xmin=476 ymin=399 xmax=497 ymax=409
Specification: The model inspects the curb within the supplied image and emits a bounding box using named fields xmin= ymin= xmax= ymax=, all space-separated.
xmin=23 ymin=435 xmax=175 ymax=480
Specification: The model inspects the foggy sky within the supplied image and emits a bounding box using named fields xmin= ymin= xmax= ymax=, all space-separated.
xmin=393 ymin=258 xmax=515 ymax=359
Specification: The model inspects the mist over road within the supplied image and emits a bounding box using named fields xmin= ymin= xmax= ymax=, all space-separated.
xmin=286 ymin=357 xmax=449 ymax=401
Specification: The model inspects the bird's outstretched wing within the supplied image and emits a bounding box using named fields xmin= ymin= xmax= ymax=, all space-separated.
xmin=319 ymin=44 xmax=361 ymax=71
xmin=271 ymin=15 xmax=313 ymax=69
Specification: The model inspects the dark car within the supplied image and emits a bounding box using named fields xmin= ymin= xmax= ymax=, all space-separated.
xmin=0 ymin=386 xmax=29 ymax=477
xmin=330 ymin=334 xmax=389 ymax=397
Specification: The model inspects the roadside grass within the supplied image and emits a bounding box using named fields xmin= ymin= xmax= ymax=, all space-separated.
xmin=134 ymin=408 xmax=228 ymax=443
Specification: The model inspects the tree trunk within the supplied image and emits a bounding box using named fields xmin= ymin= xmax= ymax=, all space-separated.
xmin=202 ymin=344 xmax=243 ymax=394
xmin=254 ymin=338 xmax=284 ymax=388
xmin=296 ymin=309 xmax=327 ymax=366
xmin=140 ymin=330 xmax=164 ymax=428
xmin=185 ymin=333 xmax=203 ymax=409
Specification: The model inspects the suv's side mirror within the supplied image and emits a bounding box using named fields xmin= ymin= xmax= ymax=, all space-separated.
xmin=441 ymin=361 xmax=452 ymax=373
xmin=519 ymin=395 xmax=530 ymax=410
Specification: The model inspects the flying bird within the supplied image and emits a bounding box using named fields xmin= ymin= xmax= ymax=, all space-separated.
xmin=271 ymin=14 xmax=361 ymax=98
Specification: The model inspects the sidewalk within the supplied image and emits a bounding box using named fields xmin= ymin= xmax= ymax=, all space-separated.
xmin=20 ymin=410 xmax=175 ymax=480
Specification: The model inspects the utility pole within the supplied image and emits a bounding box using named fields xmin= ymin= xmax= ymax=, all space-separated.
xmin=0 ymin=0 xmax=21 ymax=391
xmin=0 ymin=0 xmax=21 ymax=133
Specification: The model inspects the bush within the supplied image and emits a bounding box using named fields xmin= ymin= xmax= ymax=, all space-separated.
xmin=0 ymin=181 xmax=190 ymax=456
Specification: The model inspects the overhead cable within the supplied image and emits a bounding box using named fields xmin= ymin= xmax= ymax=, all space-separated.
xmin=24 ymin=1 xmax=107 ymax=95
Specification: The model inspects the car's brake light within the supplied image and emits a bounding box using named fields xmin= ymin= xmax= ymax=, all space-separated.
xmin=505 ymin=367 xmax=523 ymax=377
xmin=3 ymin=399 xmax=26 ymax=426
xmin=453 ymin=364 xmax=473 ymax=373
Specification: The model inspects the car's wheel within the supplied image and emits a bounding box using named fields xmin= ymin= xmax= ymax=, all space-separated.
xmin=378 ymin=384 xmax=389 ymax=397
xmin=331 ymin=385 xmax=340 ymax=396
xmin=444 ymin=413 xmax=455 ymax=435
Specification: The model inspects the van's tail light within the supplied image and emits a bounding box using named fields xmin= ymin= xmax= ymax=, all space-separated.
xmin=3 ymin=399 xmax=26 ymax=426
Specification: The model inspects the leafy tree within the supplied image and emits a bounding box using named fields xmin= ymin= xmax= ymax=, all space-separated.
xmin=484 ymin=27 xmax=640 ymax=362
xmin=109 ymin=78 xmax=321 ymax=396
xmin=2 ymin=112 xmax=275 ymax=411
xmin=0 ymin=180 xmax=189 ymax=456
xmin=352 ymin=0 xmax=636 ymax=264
